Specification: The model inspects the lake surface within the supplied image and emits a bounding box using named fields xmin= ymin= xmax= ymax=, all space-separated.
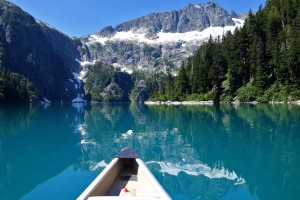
xmin=0 ymin=103 xmax=299 ymax=200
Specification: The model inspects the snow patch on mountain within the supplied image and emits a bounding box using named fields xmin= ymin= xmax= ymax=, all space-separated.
xmin=75 ymin=58 xmax=96 ymax=67
xmin=71 ymin=72 xmax=85 ymax=103
xmin=87 ymin=18 xmax=244 ymax=46
xmin=75 ymin=59 xmax=93 ymax=81
xmin=232 ymin=18 xmax=245 ymax=26
xmin=111 ymin=63 xmax=134 ymax=74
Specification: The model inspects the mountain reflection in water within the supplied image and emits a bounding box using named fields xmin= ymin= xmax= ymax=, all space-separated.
xmin=0 ymin=103 xmax=299 ymax=200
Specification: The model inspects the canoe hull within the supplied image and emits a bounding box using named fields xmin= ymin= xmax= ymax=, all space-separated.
xmin=77 ymin=148 xmax=171 ymax=200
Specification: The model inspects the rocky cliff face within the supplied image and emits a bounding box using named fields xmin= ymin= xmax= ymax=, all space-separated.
xmin=0 ymin=1 xmax=80 ymax=102
xmin=80 ymin=2 xmax=244 ymax=72
xmin=114 ymin=2 xmax=234 ymax=34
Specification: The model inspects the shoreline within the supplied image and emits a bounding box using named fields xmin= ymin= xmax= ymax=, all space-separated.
xmin=145 ymin=100 xmax=300 ymax=106
xmin=145 ymin=101 xmax=214 ymax=105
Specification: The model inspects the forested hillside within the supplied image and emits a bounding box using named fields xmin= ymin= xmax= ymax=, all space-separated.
xmin=0 ymin=1 xmax=80 ymax=103
xmin=84 ymin=62 xmax=168 ymax=103
xmin=84 ymin=62 xmax=135 ymax=102
xmin=150 ymin=0 xmax=300 ymax=102
xmin=0 ymin=69 xmax=41 ymax=103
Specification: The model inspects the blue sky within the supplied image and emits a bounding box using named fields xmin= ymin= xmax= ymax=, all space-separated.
xmin=9 ymin=0 xmax=265 ymax=37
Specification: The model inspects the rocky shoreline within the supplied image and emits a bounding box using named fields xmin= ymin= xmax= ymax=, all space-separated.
xmin=232 ymin=100 xmax=300 ymax=105
xmin=145 ymin=100 xmax=300 ymax=105
xmin=145 ymin=101 xmax=214 ymax=105
xmin=271 ymin=100 xmax=300 ymax=105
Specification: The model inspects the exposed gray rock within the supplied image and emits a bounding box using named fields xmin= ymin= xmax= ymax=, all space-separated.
xmin=135 ymin=89 xmax=149 ymax=103
xmin=80 ymin=2 xmax=240 ymax=71
xmin=97 ymin=26 xmax=116 ymax=38
xmin=84 ymin=41 xmax=164 ymax=69
xmin=230 ymin=10 xmax=238 ymax=18
xmin=137 ymin=80 xmax=147 ymax=92
xmin=114 ymin=2 xmax=234 ymax=34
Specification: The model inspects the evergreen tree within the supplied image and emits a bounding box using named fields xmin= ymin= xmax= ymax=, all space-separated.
xmin=165 ymin=68 xmax=175 ymax=100
xmin=150 ymin=0 xmax=300 ymax=102
xmin=0 ymin=69 xmax=40 ymax=103
xmin=175 ymin=64 xmax=188 ymax=99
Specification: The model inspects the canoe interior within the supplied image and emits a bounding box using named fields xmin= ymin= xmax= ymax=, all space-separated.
xmin=89 ymin=158 xmax=161 ymax=198
xmin=105 ymin=158 xmax=138 ymax=196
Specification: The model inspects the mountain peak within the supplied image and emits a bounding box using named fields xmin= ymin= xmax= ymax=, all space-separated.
xmin=207 ymin=1 xmax=216 ymax=6
xmin=187 ymin=3 xmax=194 ymax=7
xmin=111 ymin=2 xmax=234 ymax=35
xmin=96 ymin=26 xmax=116 ymax=38
xmin=83 ymin=2 xmax=244 ymax=72
xmin=230 ymin=10 xmax=238 ymax=18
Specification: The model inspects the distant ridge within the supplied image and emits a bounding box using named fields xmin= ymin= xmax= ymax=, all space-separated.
xmin=80 ymin=2 xmax=244 ymax=72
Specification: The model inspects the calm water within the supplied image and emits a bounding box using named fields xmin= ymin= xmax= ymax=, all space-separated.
xmin=0 ymin=103 xmax=299 ymax=200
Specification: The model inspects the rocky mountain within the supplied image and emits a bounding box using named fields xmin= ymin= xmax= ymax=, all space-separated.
xmin=0 ymin=1 xmax=244 ymax=103
xmin=0 ymin=1 xmax=81 ymax=102
xmin=114 ymin=2 xmax=234 ymax=34
xmin=80 ymin=2 xmax=244 ymax=73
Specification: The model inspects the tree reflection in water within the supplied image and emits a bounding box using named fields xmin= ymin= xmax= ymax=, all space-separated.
xmin=0 ymin=103 xmax=299 ymax=200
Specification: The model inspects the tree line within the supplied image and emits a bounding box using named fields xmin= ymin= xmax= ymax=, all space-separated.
xmin=150 ymin=0 xmax=300 ymax=102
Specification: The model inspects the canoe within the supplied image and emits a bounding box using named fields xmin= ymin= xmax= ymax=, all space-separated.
xmin=77 ymin=148 xmax=171 ymax=200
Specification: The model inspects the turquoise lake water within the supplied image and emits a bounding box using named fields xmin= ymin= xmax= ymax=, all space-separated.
xmin=0 ymin=103 xmax=299 ymax=200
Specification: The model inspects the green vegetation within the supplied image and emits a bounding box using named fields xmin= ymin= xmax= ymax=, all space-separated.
xmin=130 ymin=70 xmax=167 ymax=102
xmin=85 ymin=62 xmax=134 ymax=102
xmin=85 ymin=62 xmax=114 ymax=101
xmin=85 ymin=62 xmax=169 ymax=102
xmin=0 ymin=68 xmax=41 ymax=103
xmin=150 ymin=0 xmax=300 ymax=102
xmin=130 ymin=69 xmax=167 ymax=102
